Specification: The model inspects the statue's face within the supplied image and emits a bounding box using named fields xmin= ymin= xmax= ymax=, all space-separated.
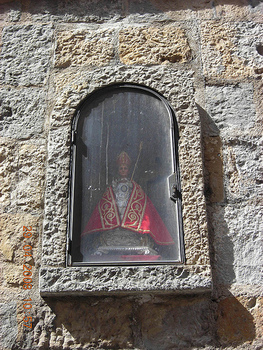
xmin=118 ymin=164 xmax=129 ymax=178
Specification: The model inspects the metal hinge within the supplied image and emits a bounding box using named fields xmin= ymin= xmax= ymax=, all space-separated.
xmin=168 ymin=173 xmax=181 ymax=202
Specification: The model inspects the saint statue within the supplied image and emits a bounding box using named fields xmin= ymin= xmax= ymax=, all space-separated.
xmin=81 ymin=151 xmax=175 ymax=261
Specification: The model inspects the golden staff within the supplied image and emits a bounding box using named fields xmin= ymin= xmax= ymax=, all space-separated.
xmin=131 ymin=141 xmax=143 ymax=181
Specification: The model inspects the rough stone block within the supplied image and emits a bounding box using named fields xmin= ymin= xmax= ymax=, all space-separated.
xmin=139 ymin=296 xmax=214 ymax=350
xmin=205 ymin=84 xmax=256 ymax=136
xmin=212 ymin=204 xmax=263 ymax=285
xmin=0 ymin=87 xmax=47 ymax=139
xmin=223 ymin=140 xmax=262 ymax=202
xmin=40 ymin=265 xmax=212 ymax=295
xmin=0 ymin=302 xmax=17 ymax=349
xmin=0 ymin=24 xmax=54 ymax=86
xmin=205 ymin=84 xmax=255 ymax=131
xmin=42 ymin=298 xmax=133 ymax=349
xmin=0 ymin=213 xmax=41 ymax=264
xmin=217 ymin=296 xmax=256 ymax=345
xmin=179 ymin=125 xmax=210 ymax=265
xmin=119 ymin=25 xmax=191 ymax=65
xmin=0 ymin=138 xmax=46 ymax=213
xmin=201 ymin=21 xmax=263 ymax=80
xmin=55 ymin=29 xmax=115 ymax=68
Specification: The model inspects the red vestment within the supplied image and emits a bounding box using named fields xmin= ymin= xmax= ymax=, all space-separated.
xmin=82 ymin=181 xmax=174 ymax=245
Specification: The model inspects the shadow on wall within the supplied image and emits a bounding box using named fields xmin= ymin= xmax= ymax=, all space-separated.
xmin=198 ymin=104 xmax=236 ymax=284
xmin=0 ymin=0 xmax=261 ymax=20
xmin=42 ymin=295 xmax=217 ymax=350
xmin=37 ymin=293 xmax=256 ymax=350
xmin=216 ymin=291 xmax=256 ymax=346
xmin=198 ymin=104 xmax=256 ymax=345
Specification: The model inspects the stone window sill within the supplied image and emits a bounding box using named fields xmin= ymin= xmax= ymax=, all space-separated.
xmin=40 ymin=265 xmax=212 ymax=296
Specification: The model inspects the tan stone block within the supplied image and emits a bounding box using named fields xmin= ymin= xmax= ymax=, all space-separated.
xmin=55 ymin=29 xmax=114 ymax=68
xmin=0 ymin=213 xmax=41 ymax=264
xmin=200 ymin=21 xmax=263 ymax=80
xmin=217 ymin=296 xmax=258 ymax=344
xmin=52 ymin=69 xmax=85 ymax=94
xmin=203 ymin=136 xmax=224 ymax=202
xmin=3 ymin=263 xmax=23 ymax=286
xmin=119 ymin=26 xmax=191 ymax=65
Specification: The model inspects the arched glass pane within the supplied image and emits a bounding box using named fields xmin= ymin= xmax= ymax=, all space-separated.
xmin=70 ymin=85 xmax=184 ymax=265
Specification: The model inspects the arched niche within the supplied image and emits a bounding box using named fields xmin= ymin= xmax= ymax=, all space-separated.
xmin=69 ymin=84 xmax=184 ymax=265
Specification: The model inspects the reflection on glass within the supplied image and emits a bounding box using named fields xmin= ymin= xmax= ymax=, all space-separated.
xmin=71 ymin=85 xmax=183 ymax=264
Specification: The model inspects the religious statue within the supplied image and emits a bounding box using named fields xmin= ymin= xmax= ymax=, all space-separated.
xmin=81 ymin=151 xmax=175 ymax=261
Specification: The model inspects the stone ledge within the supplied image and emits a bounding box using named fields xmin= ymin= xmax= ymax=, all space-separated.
xmin=40 ymin=265 xmax=212 ymax=296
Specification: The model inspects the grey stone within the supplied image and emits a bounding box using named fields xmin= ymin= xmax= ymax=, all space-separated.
xmin=0 ymin=24 xmax=54 ymax=86
xmin=211 ymin=203 xmax=263 ymax=285
xmin=205 ymin=84 xmax=256 ymax=135
xmin=0 ymin=88 xmax=47 ymax=139
xmin=0 ymin=303 xmax=17 ymax=349
xmin=8 ymin=9 xmax=21 ymax=22
xmin=40 ymin=265 xmax=212 ymax=296
xmin=223 ymin=137 xmax=263 ymax=202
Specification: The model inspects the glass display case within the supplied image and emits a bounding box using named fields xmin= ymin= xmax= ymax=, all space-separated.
xmin=69 ymin=84 xmax=184 ymax=265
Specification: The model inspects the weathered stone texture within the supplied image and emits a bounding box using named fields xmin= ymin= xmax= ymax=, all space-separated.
xmin=205 ymin=84 xmax=256 ymax=136
xmin=0 ymin=1 xmax=21 ymax=23
xmin=0 ymin=138 xmax=15 ymax=209
xmin=55 ymin=29 xmax=115 ymax=68
xmin=150 ymin=0 xmax=215 ymax=20
xmin=215 ymin=0 xmax=260 ymax=21
xmin=217 ymin=296 xmax=257 ymax=345
xmin=41 ymin=298 xmax=133 ymax=349
xmin=0 ymin=213 xmax=40 ymax=264
xmin=0 ymin=138 xmax=46 ymax=213
xmin=179 ymin=125 xmax=210 ymax=265
xmin=211 ymin=204 xmax=262 ymax=285
xmin=204 ymin=84 xmax=262 ymax=203
xmin=40 ymin=265 xmax=212 ymax=295
xmin=56 ymin=0 xmax=124 ymax=22
xmin=119 ymin=26 xmax=191 ymax=65
xmin=139 ymin=296 xmax=214 ymax=349
xmin=0 ymin=1 xmax=262 ymax=349
xmin=203 ymin=136 xmax=224 ymax=203
xmin=0 ymin=24 xmax=54 ymax=86
xmin=201 ymin=21 xmax=263 ymax=80
xmin=0 ymin=302 xmax=18 ymax=350
xmin=0 ymin=87 xmax=47 ymax=139
xmin=223 ymin=140 xmax=262 ymax=202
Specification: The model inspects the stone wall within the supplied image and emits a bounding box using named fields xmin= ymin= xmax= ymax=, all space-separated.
xmin=0 ymin=1 xmax=262 ymax=349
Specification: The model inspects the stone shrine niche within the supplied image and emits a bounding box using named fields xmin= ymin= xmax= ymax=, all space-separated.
xmin=40 ymin=66 xmax=212 ymax=296
xmin=69 ymin=84 xmax=184 ymax=265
